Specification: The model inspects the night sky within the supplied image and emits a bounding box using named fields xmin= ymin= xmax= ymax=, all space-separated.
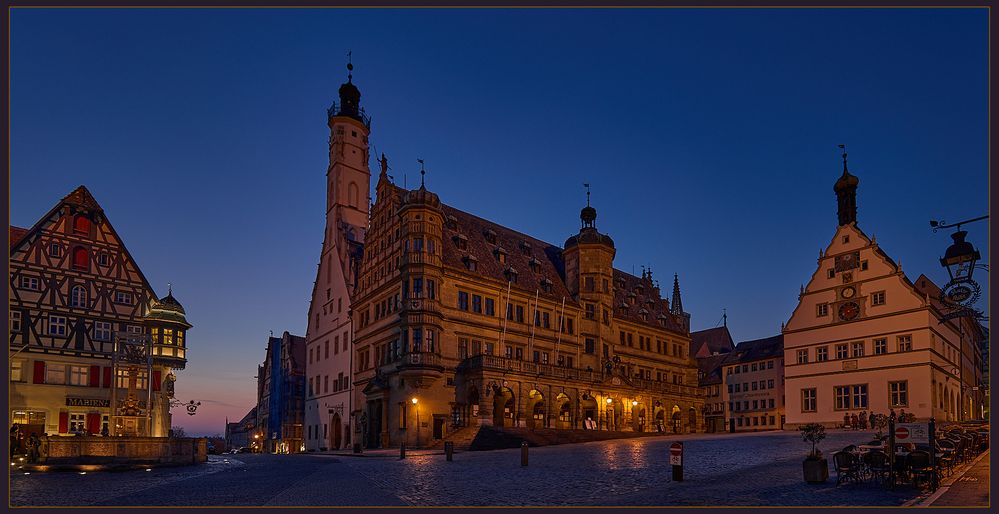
xmin=10 ymin=8 xmax=988 ymax=435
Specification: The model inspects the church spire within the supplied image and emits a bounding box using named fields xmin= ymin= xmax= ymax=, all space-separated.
xmin=834 ymin=144 xmax=860 ymax=226
xmin=580 ymin=182 xmax=597 ymax=229
xmin=671 ymin=273 xmax=684 ymax=316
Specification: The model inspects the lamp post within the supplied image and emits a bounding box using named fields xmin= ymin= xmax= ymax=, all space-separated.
xmin=605 ymin=397 xmax=613 ymax=431
xmin=930 ymin=215 xmax=989 ymax=321
xmin=411 ymin=397 xmax=419 ymax=448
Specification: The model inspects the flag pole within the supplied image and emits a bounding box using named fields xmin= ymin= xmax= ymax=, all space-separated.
xmin=528 ymin=289 xmax=540 ymax=359
xmin=499 ymin=280 xmax=512 ymax=350
xmin=554 ymin=296 xmax=566 ymax=365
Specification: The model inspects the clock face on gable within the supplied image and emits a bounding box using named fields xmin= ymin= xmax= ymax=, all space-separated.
xmin=834 ymin=251 xmax=861 ymax=272
xmin=838 ymin=301 xmax=860 ymax=321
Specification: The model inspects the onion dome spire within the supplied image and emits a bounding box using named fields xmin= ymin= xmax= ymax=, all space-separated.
xmin=834 ymin=144 xmax=860 ymax=226
xmin=337 ymin=51 xmax=361 ymax=119
xmin=580 ymin=182 xmax=597 ymax=228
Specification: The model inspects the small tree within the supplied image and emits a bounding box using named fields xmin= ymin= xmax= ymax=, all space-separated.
xmin=799 ymin=423 xmax=826 ymax=459
xmin=170 ymin=426 xmax=186 ymax=438
xmin=871 ymin=414 xmax=888 ymax=440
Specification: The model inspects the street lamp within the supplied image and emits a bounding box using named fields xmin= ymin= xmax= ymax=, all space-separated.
xmin=411 ymin=397 xmax=419 ymax=448
xmin=940 ymin=231 xmax=982 ymax=282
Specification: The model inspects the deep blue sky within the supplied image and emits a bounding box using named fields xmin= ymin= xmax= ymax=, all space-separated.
xmin=11 ymin=8 xmax=988 ymax=435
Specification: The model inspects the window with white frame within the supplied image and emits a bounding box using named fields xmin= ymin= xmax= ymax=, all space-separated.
xmin=115 ymin=369 xmax=148 ymax=389
xmin=897 ymin=335 xmax=913 ymax=352
xmin=851 ymin=341 xmax=865 ymax=357
xmin=834 ymin=384 xmax=868 ymax=409
xmin=889 ymin=380 xmax=908 ymax=407
xmin=874 ymin=338 xmax=887 ymax=355
xmin=45 ymin=364 xmax=66 ymax=384
xmin=796 ymin=349 xmax=808 ymax=364
xmin=835 ymin=343 xmax=848 ymax=360
xmin=10 ymin=311 xmax=21 ymax=333
xmin=94 ymin=321 xmax=112 ymax=341
xmin=70 ymin=285 xmax=87 ymax=307
xmin=816 ymin=346 xmax=828 ymax=361
xmin=802 ymin=389 xmax=817 ymax=412
xmin=68 ymin=365 xmax=89 ymax=386
xmin=69 ymin=413 xmax=87 ymax=433
xmin=49 ymin=243 xmax=62 ymax=257
xmin=816 ymin=304 xmax=828 ymax=317
xmin=20 ymin=276 xmax=39 ymax=290
xmin=115 ymin=291 xmax=133 ymax=305
xmin=49 ymin=315 xmax=67 ymax=336
xmin=871 ymin=291 xmax=886 ymax=306
xmin=98 ymin=252 xmax=110 ymax=266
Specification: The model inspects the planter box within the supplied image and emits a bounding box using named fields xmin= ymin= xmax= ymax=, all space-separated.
xmin=802 ymin=457 xmax=829 ymax=484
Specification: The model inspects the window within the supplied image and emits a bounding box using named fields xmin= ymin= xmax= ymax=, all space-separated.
xmin=871 ymin=291 xmax=886 ymax=306
xmin=68 ymin=365 xmax=88 ymax=386
xmin=73 ymin=215 xmax=91 ymax=235
xmin=816 ymin=346 xmax=828 ymax=361
xmin=69 ymin=413 xmax=87 ymax=432
xmin=412 ymin=328 xmax=423 ymax=352
xmin=835 ymin=344 xmax=848 ymax=360
xmin=542 ymin=312 xmax=550 ymax=329
xmin=412 ymin=278 xmax=423 ymax=297
xmin=834 ymin=384 xmax=868 ymax=409
xmin=734 ymin=383 xmax=741 ymax=393
xmin=10 ymin=311 xmax=21 ymax=333
xmin=49 ymin=315 xmax=67 ymax=336
xmin=889 ymin=381 xmax=908 ymax=407
xmin=505 ymin=345 xmax=513 ymax=359
xmin=585 ymin=303 xmax=595 ymax=320
xmin=115 ymin=291 xmax=133 ymax=305
xmin=874 ymin=338 xmax=887 ymax=355
xmin=458 ymin=291 xmax=469 ymax=311
xmin=94 ymin=321 xmax=112 ymax=341
xmin=472 ymin=295 xmax=482 ymax=314
xmin=851 ymin=384 xmax=868 ymax=409
xmin=584 ymin=338 xmax=595 ymax=354
xmin=325 ymin=340 xmax=330 ymax=359
xmin=72 ymin=247 xmax=89 ymax=270
xmin=796 ymin=349 xmax=808 ymax=364
xmin=768 ymin=399 xmax=775 ymax=409
xmin=427 ymin=280 xmax=436 ymax=300
xmin=851 ymin=341 xmax=864 ymax=358
xmin=485 ymin=298 xmax=495 ymax=316
xmin=751 ymin=363 xmax=757 ymax=372
xmin=861 ymin=260 xmax=868 ymax=271
xmin=767 ymin=360 xmax=774 ymax=369
xmin=484 ymin=342 xmax=494 ymax=355
xmin=464 ymin=257 xmax=477 ymax=271
xmin=516 ymin=347 xmax=524 ymax=360
xmin=751 ymin=382 xmax=758 ymax=391
xmin=801 ymin=388 xmax=817 ymax=412
xmin=816 ymin=304 xmax=828 ymax=317
xmin=11 ymin=360 xmax=24 ymax=382
xmin=516 ymin=306 xmax=524 ymax=323
xmin=742 ymin=365 xmax=748 ymax=373
xmin=585 ymin=276 xmax=595 ymax=292
xmin=826 ymin=269 xmax=834 ymax=279
xmin=20 ymin=276 xmax=39 ymax=290
xmin=46 ymin=364 xmax=66 ymax=384
xmin=767 ymin=379 xmax=774 ymax=389
xmin=324 ymin=375 xmax=329 ymax=393
xmin=98 ymin=252 xmax=109 ymax=266
xmin=897 ymin=335 xmax=912 ymax=352
xmin=49 ymin=243 xmax=63 ymax=257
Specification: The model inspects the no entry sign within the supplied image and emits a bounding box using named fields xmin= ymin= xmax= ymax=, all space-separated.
xmin=895 ymin=423 xmax=929 ymax=444
xmin=669 ymin=442 xmax=683 ymax=466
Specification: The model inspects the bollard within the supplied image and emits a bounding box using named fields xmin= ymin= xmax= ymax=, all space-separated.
xmin=520 ymin=441 xmax=529 ymax=467
xmin=399 ymin=442 xmax=406 ymax=460
xmin=445 ymin=441 xmax=454 ymax=462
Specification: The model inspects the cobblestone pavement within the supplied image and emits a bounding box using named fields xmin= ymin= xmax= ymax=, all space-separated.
xmin=338 ymin=429 xmax=925 ymax=506
xmin=9 ymin=430 xmax=942 ymax=507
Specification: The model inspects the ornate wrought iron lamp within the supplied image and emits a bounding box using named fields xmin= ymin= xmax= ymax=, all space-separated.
xmin=929 ymin=215 xmax=988 ymax=321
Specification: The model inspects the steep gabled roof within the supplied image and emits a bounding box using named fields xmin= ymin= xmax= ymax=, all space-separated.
xmin=690 ymin=326 xmax=735 ymax=358
xmin=697 ymin=353 xmax=729 ymax=386
xmin=10 ymin=185 xmax=160 ymax=302
xmin=9 ymin=226 xmax=28 ymax=250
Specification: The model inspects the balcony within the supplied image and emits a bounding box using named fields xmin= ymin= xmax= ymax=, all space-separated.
xmin=327 ymin=102 xmax=371 ymax=129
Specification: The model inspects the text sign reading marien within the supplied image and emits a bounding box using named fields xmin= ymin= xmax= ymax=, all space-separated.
xmin=66 ymin=398 xmax=110 ymax=408
xmin=669 ymin=442 xmax=683 ymax=466
xmin=895 ymin=423 xmax=929 ymax=444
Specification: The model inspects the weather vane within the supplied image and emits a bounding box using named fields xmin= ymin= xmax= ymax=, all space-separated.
xmin=583 ymin=183 xmax=591 ymax=206
xmin=838 ymin=144 xmax=847 ymax=169
xmin=417 ymin=158 xmax=426 ymax=187
xmin=346 ymin=50 xmax=353 ymax=81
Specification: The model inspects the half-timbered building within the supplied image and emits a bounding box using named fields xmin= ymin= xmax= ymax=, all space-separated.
xmin=9 ymin=186 xmax=191 ymax=439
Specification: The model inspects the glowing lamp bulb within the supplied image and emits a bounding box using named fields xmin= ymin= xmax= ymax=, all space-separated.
xmin=411 ymin=398 xmax=418 ymax=405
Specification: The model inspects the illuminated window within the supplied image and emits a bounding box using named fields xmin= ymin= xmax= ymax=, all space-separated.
xmin=116 ymin=369 xmax=148 ymax=389
xmin=46 ymin=364 xmax=66 ymax=384
xmin=163 ymin=329 xmax=174 ymax=345
xmin=68 ymin=366 xmax=89 ymax=386
xmin=10 ymin=360 xmax=24 ymax=382
xmin=69 ymin=413 xmax=87 ymax=432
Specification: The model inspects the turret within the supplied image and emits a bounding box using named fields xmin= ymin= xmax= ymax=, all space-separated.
xmin=834 ymin=146 xmax=860 ymax=226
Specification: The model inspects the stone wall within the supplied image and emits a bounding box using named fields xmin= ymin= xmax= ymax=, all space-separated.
xmin=40 ymin=436 xmax=208 ymax=466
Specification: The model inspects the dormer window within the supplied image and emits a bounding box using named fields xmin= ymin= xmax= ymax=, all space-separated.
xmin=520 ymin=241 xmax=532 ymax=256
xmin=504 ymin=267 xmax=518 ymax=283
xmin=540 ymin=278 xmax=553 ymax=293
xmin=635 ymin=285 xmax=643 ymax=295
xmin=463 ymin=255 xmax=478 ymax=272
xmin=528 ymin=257 xmax=541 ymax=273
xmin=658 ymin=314 xmax=668 ymax=327
xmin=453 ymin=234 xmax=468 ymax=250
xmin=484 ymin=229 xmax=497 ymax=244
xmin=638 ymin=308 xmax=649 ymax=321
xmin=495 ymin=247 xmax=507 ymax=264
xmin=445 ymin=215 xmax=457 ymax=230
xmin=618 ymin=301 xmax=629 ymax=314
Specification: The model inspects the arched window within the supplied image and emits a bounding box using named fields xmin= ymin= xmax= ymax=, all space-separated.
xmin=72 ymin=247 xmax=89 ymax=271
xmin=70 ymin=285 xmax=87 ymax=307
xmin=73 ymin=215 xmax=90 ymax=235
xmin=348 ymin=182 xmax=359 ymax=208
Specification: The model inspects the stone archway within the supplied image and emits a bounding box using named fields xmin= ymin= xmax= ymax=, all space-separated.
xmin=608 ymin=400 xmax=623 ymax=431
xmin=555 ymin=393 xmax=572 ymax=429
xmin=580 ymin=395 xmax=598 ymax=429
xmin=655 ymin=408 xmax=666 ymax=433
xmin=633 ymin=405 xmax=647 ymax=432
xmin=671 ymin=405 xmax=682 ymax=434
xmin=526 ymin=390 xmax=545 ymax=429
xmin=493 ymin=387 xmax=515 ymax=427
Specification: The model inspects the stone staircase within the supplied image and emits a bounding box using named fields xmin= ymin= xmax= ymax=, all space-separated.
xmin=429 ymin=425 xmax=676 ymax=451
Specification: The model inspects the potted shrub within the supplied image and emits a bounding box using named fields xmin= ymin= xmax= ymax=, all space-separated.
xmin=800 ymin=423 xmax=829 ymax=484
